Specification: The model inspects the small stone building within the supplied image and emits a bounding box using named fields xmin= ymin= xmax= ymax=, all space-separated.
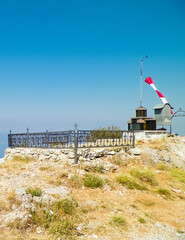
xmin=128 ymin=107 xmax=156 ymax=131
xmin=154 ymin=103 xmax=172 ymax=126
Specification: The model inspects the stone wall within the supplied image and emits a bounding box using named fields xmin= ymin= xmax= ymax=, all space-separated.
xmin=4 ymin=148 xmax=75 ymax=164
xmin=4 ymin=147 xmax=118 ymax=164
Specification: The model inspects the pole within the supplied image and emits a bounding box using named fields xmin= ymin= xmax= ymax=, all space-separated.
xmin=140 ymin=55 xmax=148 ymax=107
xmin=74 ymin=123 xmax=78 ymax=164
xmin=26 ymin=128 xmax=29 ymax=147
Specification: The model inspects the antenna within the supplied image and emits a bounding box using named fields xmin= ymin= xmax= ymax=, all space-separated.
xmin=140 ymin=55 xmax=148 ymax=107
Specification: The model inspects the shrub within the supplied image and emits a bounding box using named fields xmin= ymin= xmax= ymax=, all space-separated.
xmin=115 ymin=174 xmax=146 ymax=190
xmin=70 ymin=175 xmax=83 ymax=188
xmin=110 ymin=215 xmax=127 ymax=227
xmin=84 ymin=164 xmax=105 ymax=173
xmin=170 ymin=168 xmax=185 ymax=184
xmin=157 ymin=188 xmax=171 ymax=199
xmin=84 ymin=174 xmax=104 ymax=188
xmin=29 ymin=198 xmax=79 ymax=238
xmin=156 ymin=163 xmax=169 ymax=171
xmin=53 ymin=198 xmax=78 ymax=215
xmin=91 ymin=165 xmax=105 ymax=173
xmin=130 ymin=168 xmax=158 ymax=186
xmin=138 ymin=217 xmax=146 ymax=224
xmin=26 ymin=188 xmax=43 ymax=197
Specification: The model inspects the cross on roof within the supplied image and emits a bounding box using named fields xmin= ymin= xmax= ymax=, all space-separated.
xmin=74 ymin=123 xmax=78 ymax=130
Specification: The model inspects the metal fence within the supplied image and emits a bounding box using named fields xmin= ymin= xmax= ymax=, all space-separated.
xmin=8 ymin=128 xmax=135 ymax=163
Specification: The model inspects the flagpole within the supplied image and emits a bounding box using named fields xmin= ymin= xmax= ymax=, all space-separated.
xmin=140 ymin=55 xmax=148 ymax=107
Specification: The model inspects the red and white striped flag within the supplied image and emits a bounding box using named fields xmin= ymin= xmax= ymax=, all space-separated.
xmin=145 ymin=77 xmax=173 ymax=114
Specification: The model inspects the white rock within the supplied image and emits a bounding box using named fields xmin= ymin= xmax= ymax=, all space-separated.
xmin=130 ymin=148 xmax=141 ymax=155
xmin=0 ymin=158 xmax=4 ymax=165
xmin=42 ymin=150 xmax=50 ymax=156
xmin=68 ymin=152 xmax=75 ymax=159
xmin=92 ymin=234 xmax=98 ymax=239
xmin=36 ymin=227 xmax=42 ymax=234
xmin=107 ymin=151 xmax=116 ymax=155
xmin=171 ymin=188 xmax=182 ymax=193
xmin=76 ymin=224 xmax=83 ymax=231
xmin=155 ymin=222 xmax=163 ymax=228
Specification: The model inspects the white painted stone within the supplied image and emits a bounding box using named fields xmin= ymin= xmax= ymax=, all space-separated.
xmin=107 ymin=150 xmax=116 ymax=155
xmin=130 ymin=148 xmax=141 ymax=155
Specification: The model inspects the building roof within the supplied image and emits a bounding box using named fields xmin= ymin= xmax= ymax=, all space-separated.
xmin=131 ymin=117 xmax=154 ymax=120
xmin=137 ymin=119 xmax=146 ymax=123
xmin=135 ymin=106 xmax=147 ymax=111
xmin=154 ymin=103 xmax=173 ymax=110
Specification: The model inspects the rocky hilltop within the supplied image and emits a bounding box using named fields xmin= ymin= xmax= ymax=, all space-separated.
xmin=0 ymin=136 xmax=185 ymax=240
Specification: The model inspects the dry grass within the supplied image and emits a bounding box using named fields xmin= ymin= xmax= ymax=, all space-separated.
xmin=156 ymin=162 xmax=170 ymax=171
xmin=149 ymin=137 xmax=169 ymax=151
xmin=109 ymin=215 xmax=127 ymax=227
xmin=39 ymin=164 xmax=68 ymax=186
xmin=115 ymin=174 xmax=147 ymax=190
xmin=0 ymin=190 xmax=21 ymax=214
xmin=84 ymin=174 xmax=105 ymax=188
xmin=156 ymin=188 xmax=172 ymax=199
xmin=0 ymin=155 xmax=35 ymax=172
xmin=129 ymin=167 xmax=158 ymax=186
xmin=1 ymin=140 xmax=185 ymax=239
xmin=170 ymin=168 xmax=185 ymax=184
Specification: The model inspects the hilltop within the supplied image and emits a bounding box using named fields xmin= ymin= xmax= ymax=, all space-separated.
xmin=0 ymin=136 xmax=185 ymax=240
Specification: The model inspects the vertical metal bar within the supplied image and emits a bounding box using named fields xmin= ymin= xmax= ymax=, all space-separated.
xmin=46 ymin=130 xmax=48 ymax=148
xmin=74 ymin=124 xmax=78 ymax=164
xmin=132 ymin=131 xmax=135 ymax=148
xmin=8 ymin=130 xmax=12 ymax=147
xmin=26 ymin=128 xmax=29 ymax=147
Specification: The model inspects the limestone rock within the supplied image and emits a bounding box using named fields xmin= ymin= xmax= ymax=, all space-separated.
xmin=130 ymin=148 xmax=141 ymax=156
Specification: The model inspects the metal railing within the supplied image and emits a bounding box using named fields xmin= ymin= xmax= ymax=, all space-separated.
xmin=8 ymin=128 xmax=135 ymax=163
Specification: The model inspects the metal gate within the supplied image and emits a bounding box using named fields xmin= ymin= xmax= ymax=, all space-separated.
xmin=8 ymin=128 xmax=135 ymax=163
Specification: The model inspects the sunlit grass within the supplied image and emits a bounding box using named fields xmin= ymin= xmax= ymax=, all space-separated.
xmin=170 ymin=168 xmax=185 ymax=184
xmin=129 ymin=167 xmax=158 ymax=186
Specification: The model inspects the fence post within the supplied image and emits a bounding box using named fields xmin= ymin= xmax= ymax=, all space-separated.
xmin=74 ymin=123 xmax=78 ymax=164
xmin=46 ymin=130 xmax=49 ymax=148
xmin=8 ymin=130 xmax=12 ymax=147
xmin=26 ymin=128 xmax=30 ymax=147
xmin=132 ymin=131 xmax=135 ymax=148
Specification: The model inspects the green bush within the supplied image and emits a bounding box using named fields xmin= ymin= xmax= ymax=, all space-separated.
xmin=26 ymin=188 xmax=43 ymax=197
xmin=138 ymin=217 xmax=146 ymax=223
xmin=130 ymin=168 xmax=158 ymax=186
xmin=170 ymin=168 xmax=185 ymax=184
xmin=53 ymin=198 xmax=78 ymax=215
xmin=84 ymin=174 xmax=104 ymax=188
xmin=30 ymin=198 xmax=79 ymax=238
xmin=84 ymin=164 xmax=105 ymax=173
xmin=115 ymin=174 xmax=146 ymax=190
xmin=156 ymin=188 xmax=171 ymax=199
xmin=110 ymin=215 xmax=127 ymax=227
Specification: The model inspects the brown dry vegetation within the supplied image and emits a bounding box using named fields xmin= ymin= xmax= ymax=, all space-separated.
xmin=0 ymin=140 xmax=185 ymax=239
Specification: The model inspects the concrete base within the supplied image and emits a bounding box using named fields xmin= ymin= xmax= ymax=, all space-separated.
xmin=134 ymin=130 xmax=168 ymax=140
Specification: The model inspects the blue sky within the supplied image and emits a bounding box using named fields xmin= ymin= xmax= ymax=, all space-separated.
xmin=0 ymin=0 xmax=185 ymax=144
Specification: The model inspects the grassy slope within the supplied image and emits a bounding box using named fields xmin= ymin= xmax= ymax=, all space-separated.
xmin=0 ymin=138 xmax=185 ymax=239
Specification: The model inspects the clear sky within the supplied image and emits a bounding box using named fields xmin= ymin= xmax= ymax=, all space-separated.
xmin=0 ymin=0 xmax=185 ymax=144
